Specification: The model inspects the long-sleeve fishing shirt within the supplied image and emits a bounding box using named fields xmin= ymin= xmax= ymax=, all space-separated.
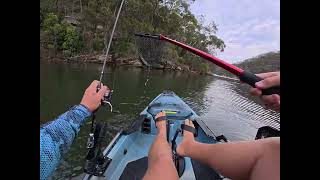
xmin=40 ymin=104 xmax=91 ymax=180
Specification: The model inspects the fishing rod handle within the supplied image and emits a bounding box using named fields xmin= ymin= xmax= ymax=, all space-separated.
xmin=239 ymin=71 xmax=280 ymax=95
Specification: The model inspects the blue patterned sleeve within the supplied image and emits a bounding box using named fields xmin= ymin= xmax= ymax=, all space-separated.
xmin=40 ymin=104 xmax=92 ymax=180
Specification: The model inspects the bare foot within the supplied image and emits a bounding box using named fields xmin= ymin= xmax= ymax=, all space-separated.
xmin=176 ymin=119 xmax=196 ymax=157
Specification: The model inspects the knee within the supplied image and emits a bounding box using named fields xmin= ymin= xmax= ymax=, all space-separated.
xmin=267 ymin=137 xmax=280 ymax=148
xmin=262 ymin=137 xmax=280 ymax=153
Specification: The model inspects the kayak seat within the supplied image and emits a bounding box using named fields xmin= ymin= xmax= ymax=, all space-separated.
xmin=119 ymin=156 xmax=222 ymax=180
xmin=191 ymin=159 xmax=223 ymax=180
xmin=119 ymin=156 xmax=185 ymax=179
xmin=119 ymin=157 xmax=148 ymax=180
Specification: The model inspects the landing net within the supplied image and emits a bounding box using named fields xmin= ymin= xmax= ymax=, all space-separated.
xmin=135 ymin=36 xmax=165 ymax=67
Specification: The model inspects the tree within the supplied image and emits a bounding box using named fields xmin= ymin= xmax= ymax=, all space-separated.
xmin=42 ymin=13 xmax=83 ymax=56
xmin=40 ymin=0 xmax=226 ymax=73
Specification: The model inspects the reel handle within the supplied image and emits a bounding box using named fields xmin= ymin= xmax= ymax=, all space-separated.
xmin=103 ymin=90 xmax=113 ymax=103
xmin=96 ymin=84 xmax=113 ymax=112
xmin=102 ymin=90 xmax=113 ymax=112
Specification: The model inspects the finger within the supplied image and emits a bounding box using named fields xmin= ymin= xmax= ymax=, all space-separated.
xmin=97 ymin=85 xmax=108 ymax=98
xmin=255 ymin=75 xmax=280 ymax=89
xmin=255 ymin=72 xmax=279 ymax=79
xmin=262 ymin=94 xmax=280 ymax=103
xmin=262 ymin=94 xmax=280 ymax=106
xmin=265 ymin=101 xmax=280 ymax=111
xmin=91 ymin=80 xmax=99 ymax=86
xmin=95 ymin=82 xmax=106 ymax=93
xmin=87 ymin=80 xmax=100 ymax=90
xmin=96 ymin=81 xmax=104 ymax=89
xmin=271 ymin=103 xmax=280 ymax=111
xmin=250 ymin=88 xmax=262 ymax=96
xmin=274 ymin=104 xmax=280 ymax=111
xmin=104 ymin=85 xmax=110 ymax=91
xmin=262 ymin=96 xmax=275 ymax=106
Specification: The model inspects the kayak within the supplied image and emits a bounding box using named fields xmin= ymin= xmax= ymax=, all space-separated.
xmin=82 ymin=91 xmax=279 ymax=180
xmin=83 ymin=91 xmax=227 ymax=180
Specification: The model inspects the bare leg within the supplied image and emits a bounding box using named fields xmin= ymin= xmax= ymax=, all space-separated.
xmin=143 ymin=113 xmax=179 ymax=180
xmin=177 ymin=120 xmax=279 ymax=180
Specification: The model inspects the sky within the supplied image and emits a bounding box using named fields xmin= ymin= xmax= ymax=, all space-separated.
xmin=190 ymin=0 xmax=280 ymax=63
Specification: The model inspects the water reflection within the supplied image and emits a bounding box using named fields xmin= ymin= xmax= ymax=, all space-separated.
xmin=40 ymin=61 xmax=279 ymax=179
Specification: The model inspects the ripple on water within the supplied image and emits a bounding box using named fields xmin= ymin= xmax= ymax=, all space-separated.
xmin=41 ymin=63 xmax=280 ymax=179
xmin=199 ymin=79 xmax=280 ymax=141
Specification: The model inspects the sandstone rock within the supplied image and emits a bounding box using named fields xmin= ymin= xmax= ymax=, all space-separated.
xmin=132 ymin=61 xmax=143 ymax=66
xmin=152 ymin=64 xmax=164 ymax=69
xmin=97 ymin=25 xmax=104 ymax=30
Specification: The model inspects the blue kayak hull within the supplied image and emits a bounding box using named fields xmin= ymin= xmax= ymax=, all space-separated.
xmin=84 ymin=91 xmax=225 ymax=180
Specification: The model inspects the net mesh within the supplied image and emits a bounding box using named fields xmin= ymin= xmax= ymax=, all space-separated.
xmin=135 ymin=36 xmax=165 ymax=66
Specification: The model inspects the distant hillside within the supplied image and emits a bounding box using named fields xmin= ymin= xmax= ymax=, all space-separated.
xmin=215 ymin=51 xmax=280 ymax=77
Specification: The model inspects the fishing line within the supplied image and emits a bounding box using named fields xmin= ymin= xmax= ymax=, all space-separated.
xmin=144 ymin=66 xmax=151 ymax=87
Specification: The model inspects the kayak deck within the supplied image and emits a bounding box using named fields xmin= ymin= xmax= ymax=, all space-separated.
xmin=84 ymin=91 xmax=225 ymax=180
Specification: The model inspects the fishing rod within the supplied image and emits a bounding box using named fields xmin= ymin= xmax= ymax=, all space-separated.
xmin=135 ymin=33 xmax=280 ymax=95
xmin=88 ymin=0 xmax=125 ymax=143
xmin=84 ymin=0 xmax=125 ymax=176
xmin=89 ymin=0 xmax=125 ymax=142
xmin=96 ymin=0 xmax=126 ymax=110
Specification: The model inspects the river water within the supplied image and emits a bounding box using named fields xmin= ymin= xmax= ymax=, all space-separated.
xmin=40 ymin=61 xmax=280 ymax=179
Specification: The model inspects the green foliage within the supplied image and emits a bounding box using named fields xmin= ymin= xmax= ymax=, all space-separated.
xmin=42 ymin=13 xmax=59 ymax=30
xmin=92 ymin=38 xmax=104 ymax=52
xmin=41 ymin=13 xmax=83 ymax=55
xmin=40 ymin=0 xmax=226 ymax=72
xmin=61 ymin=25 xmax=83 ymax=54
xmin=198 ymin=63 xmax=210 ymax=74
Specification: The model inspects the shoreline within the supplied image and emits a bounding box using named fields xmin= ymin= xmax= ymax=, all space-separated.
xmin=40 ymin=55 xmax=209 ymax=75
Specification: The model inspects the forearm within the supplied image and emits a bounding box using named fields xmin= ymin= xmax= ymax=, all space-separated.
xmin=40 ymin=104 xmax=91 ymax=179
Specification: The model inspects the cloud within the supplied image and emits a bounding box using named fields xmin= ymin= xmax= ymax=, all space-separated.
xmin=190 ymin=0 xmax=280 ymax=63
xmin=218 ymin=19 xmax=280 ymax=62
